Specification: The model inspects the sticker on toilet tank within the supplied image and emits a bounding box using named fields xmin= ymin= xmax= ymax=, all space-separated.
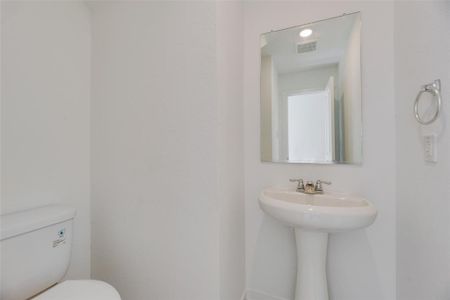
xmin=53 ymin=228 xmax=66 ymax=247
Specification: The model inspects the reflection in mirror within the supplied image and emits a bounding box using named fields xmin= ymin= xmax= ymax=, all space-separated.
xmin=260 ymin=12 xmax=362 ymax=164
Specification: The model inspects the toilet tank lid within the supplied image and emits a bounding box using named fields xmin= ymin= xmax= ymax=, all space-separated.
xmin=0 ymin=205 xmax=76 ymax=241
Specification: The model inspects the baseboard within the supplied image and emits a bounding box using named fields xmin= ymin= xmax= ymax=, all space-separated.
xmin=242 ymin=289 xmax=290 ymax=300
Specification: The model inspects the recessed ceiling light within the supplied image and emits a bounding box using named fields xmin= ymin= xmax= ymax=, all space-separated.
xmin=299 ymin=29 xmax=312 ymax=38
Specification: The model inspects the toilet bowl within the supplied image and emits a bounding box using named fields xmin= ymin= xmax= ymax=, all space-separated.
xmin=0 ymin=205 xmax=121 ymax=300
xmin=33 ymin=280 xmax=121 ymax=300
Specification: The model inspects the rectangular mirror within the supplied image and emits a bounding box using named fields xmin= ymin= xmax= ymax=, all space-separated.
xmin=260 ymin=12 xmax=362 ymax=164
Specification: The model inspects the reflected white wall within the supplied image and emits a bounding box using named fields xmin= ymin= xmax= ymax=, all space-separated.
xmin=261 ymin=56 xmax=274 ymax=161
xmin=338 ymin=18 xmax=361 ymax=163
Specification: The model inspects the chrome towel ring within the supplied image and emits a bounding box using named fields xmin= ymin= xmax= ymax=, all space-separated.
xmin=414 ymin=79 xmax=442 ymax=125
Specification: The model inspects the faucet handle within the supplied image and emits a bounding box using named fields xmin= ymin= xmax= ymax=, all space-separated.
xmin=289 ymin=178 xmax=304 ymax=191
xmin=317 ymin=180 xmax=331 ymax=185
xmin=315 ymin=180 xmax=331 ymax=192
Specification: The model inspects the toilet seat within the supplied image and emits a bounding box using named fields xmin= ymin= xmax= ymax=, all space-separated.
xmin=33 ymin=280 xmax=121 ymax=300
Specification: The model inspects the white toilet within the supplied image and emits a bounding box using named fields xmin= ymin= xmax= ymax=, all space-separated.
xmin=0 ymin=205 xmax=121 ymax=300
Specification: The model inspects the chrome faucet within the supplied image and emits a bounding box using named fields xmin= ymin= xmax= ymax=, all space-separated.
xmin=289 ymin=178 xmax=331 ymax=194
xmin=289 ymin=178 xmax=304 ymax=192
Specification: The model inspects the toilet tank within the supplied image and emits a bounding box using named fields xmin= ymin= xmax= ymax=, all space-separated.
xmin=0 ymin=205 xmax=76 ymax=300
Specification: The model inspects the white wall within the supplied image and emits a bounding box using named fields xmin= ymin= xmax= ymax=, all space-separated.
xmin=216 ymin=3 xmax=246 ymax=299
xmin=244 ymin=2 xmax=396 ymax=300
xmin=394 ymin=2 xmax=450 ymax=300
xmin=90 ymin=2 xmax=244 ymax=300
xmin=1 ymin=1 xmax=91 ymax=280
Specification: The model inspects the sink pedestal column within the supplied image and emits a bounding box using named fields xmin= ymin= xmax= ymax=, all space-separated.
xmin=294 ymin=228 xmax=329 ymax=300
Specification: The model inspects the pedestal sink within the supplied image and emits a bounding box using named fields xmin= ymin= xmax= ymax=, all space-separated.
xmin=259 ymin=186 xmax=377 ymax=300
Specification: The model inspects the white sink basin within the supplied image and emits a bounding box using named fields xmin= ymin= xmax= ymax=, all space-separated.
xmin=258 ymin=186 xmax=377 ymax=300
xmin=259 ymin=186 xmax=377 ymax=232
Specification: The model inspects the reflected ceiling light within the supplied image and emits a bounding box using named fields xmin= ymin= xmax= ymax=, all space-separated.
xmin=299 ymin=29 xmax=312 ymax=38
